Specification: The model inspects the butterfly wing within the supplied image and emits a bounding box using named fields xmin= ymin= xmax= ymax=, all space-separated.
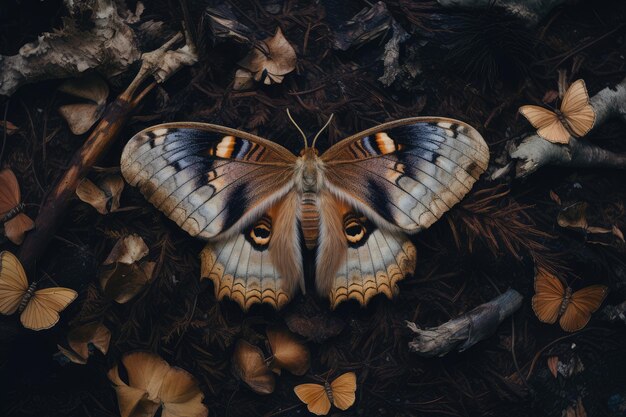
xmin=330 ymin=372 xmax=357 ymax=410
xmin=0 ymin=168 xmax=21 ymax=216
xmin=559 ymin=285 xmax=608 ymax=332
xmin=316 ymin=192 xmax=416 ymax=307
xmin=294 ymin=383 xmax=331 ymax=416
xmin=532 ymin=268 xmax=565 ymax=324
xmin=4 ymin=213 xmax=35 ymax=245
xmin=519 ymin=105 xmax=570 ymax=144
xmin=121 ymin=122 xmax=297 ymax=240
xmin=200 ymin=191 xmax=302 ymax=310
xmin=317 ymin=118 xmax=486 ymax=305
xmin=20 ymin=287 xmax=77 ymax=330
xmin=321 ymin=117 xmax=489 ymax=234
xmin=560 ymin=79 xmax=595 ymax=137
xmin=0 ymin=251 xmax=29 ymax=314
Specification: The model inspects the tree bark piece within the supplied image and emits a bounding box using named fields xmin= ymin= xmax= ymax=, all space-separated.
xmin=509 ymin=76 xmax=626 ymax=177
xmin=0 ymin=0 xmax=140 ymax=96
xmin=407 ymin=289 xmax=523 ymax=357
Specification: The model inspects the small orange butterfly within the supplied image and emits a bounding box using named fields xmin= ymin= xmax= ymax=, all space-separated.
xmin=294 ymin=372 xmax=357 ymax=416
xmin=0 ymin=168 xmax=34 ymax=245
xmin=532 ymin=268 xmax=607 ymax=332
xmin=519 ymin=79 xmax=595 ymax=144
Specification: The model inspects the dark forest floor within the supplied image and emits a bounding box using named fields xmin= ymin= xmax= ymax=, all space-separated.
xmin=1 ymin=0 xmax=626 ymax=416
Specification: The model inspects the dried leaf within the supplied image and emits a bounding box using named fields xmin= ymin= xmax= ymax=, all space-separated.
xmin=557 ymin=202 xmax=588 ymax=230
xmin=233 ymin=69 xmax=255 ymax=91
xmin=104 ymin=234 xmax=149 ymax=265
xmin=76 ymin=175 xmax=124 ymax=214
xmin=100 ymin=261 xmax=155 ymax=304
xmin=108 ymin=352 xmax=206 ymax=417
xmin=58 ymin=73 xmax=109 ymax=135
xmin=232 ymin=340 xmax=275 ymax=394
xmin=67 ymin=322 xmax=111 ymax=360
xmin=266 ymin=326 xmax=310 ymax=376
xmin=238 ymin=28 xmax=296 ymax=85
xmin=56 ymin=344 xmax=88 ymax=365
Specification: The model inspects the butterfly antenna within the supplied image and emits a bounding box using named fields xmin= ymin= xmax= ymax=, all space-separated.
xmin=311 ymin=113 xmax=334 ymax=149
xmin=286 ymin=109 xmax=308 ymax=149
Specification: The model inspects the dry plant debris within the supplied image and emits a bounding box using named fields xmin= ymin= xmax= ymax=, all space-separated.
xmin=232 ymin=339 xmax=275 ymax=394
xmin=99 ymin=234 xmax=155 ymax=303
xmin=57 ymin=321 xmax=111 ymax=364
xmin=236 ymin=28 xmax=296 ymax=87
xmin=108 ymin=351 xmax=208 ymax=417
xmin=57 ymin=73 xmax=110 ymax=135
xmin=75 ymin=174 xmax=124 ymax=215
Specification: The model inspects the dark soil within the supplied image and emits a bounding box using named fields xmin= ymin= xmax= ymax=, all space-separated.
xmin=1 ymin=1 xmax=626 ymax=416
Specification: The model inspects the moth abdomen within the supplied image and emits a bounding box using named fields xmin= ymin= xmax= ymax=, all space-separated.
xmin=300 ymin=192 xmax=319 ymax=250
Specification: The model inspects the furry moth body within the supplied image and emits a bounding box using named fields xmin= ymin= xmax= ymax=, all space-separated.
xmin=120 ymin=117 xmax=489 ymax=309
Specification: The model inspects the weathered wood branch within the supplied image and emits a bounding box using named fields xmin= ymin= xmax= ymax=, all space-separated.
xmin=0 ymin=0 xmax=140 ymax=96
xmin=406 ymin=289 xmax=523 ymax=357
xmin=18 ymin=32 xmax=197 ymax=271
xmin=509 ymin=76 xmax=626 ymax=177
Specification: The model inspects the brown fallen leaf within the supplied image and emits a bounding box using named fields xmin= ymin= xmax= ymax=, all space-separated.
xmin=266 ymin=326 xmax=310 ymax=376
xmin=69 ymin=322 xmax=111 ymax=359
xmin=76 ymin=175 xmax=124 ymax=215
xmin=232 ymin=339 xmax=275 ymax=394
xmin=108 ymin=351 xmax=207 ymax=417
xmin=100 ymin=234 xmax=154 ymax=303
xmin=58 ymin=73 xmax=109 ymax=135
xmin=238 ymin=28 xmax=296 ymax=85
xmin=104 ymin=234 xmax=149 ymax=265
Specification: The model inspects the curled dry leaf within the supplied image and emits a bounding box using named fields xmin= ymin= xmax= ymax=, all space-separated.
xmin=76 ymin=175 xmax=124 ymax=215
xmin=238 ymin=28 xmax=296 ymax=85
xmin=100 ymin=261 xmax=155 ymax=304
xmin=232 ymin=339 xmax=275 ymax=394
xmin=69 ymin=322 xmax=111 ymax=359
xmin=100 ymin=234 xmax=154 ymax=303
xmin=266 ymin=326 xmax=310 ymax=376
xmin=58 ymin=322 xmax=111 ymax=364
xmin=104 ymin=234 xmax=149 ymax=265
xmin=58 ymin=73 xmax=110 ymax=135
xmin=108 ymin=351 xmax=207 ymax=417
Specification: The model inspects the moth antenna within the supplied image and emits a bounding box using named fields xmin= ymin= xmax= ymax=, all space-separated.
xmin=311 ymin=113 xmax=334 ymax=149
xmin=286 ymin=109 xmax=308 ymax=149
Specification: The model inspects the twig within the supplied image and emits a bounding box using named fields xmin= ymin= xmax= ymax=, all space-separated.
xmin=406 ymin=289 xmax=523 ymax=357
xmin=18 ymin=32 xmax=198 ymax=270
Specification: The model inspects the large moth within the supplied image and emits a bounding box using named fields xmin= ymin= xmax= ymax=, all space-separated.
xmin=120 ymin=115 xmax=489 ymax=309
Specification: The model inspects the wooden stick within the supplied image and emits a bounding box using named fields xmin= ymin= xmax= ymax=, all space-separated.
xmin=18 ymin=32 xmax=191 ymax=271
xmin=406 ymin=289 xmax=523 ymax=357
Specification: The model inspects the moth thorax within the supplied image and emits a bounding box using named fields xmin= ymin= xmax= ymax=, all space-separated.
xmin=18 ymin=282 xmax=38 ymax=313
xmin=324 ymin=381 xmax=334 ymax=403
xmin=1 ymin=202 xmax=24 ymax=223
xmin=559 ymin=286 xmax=573 ymax=316
xmin=300 ymin=192 xmax=319 ymax=250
